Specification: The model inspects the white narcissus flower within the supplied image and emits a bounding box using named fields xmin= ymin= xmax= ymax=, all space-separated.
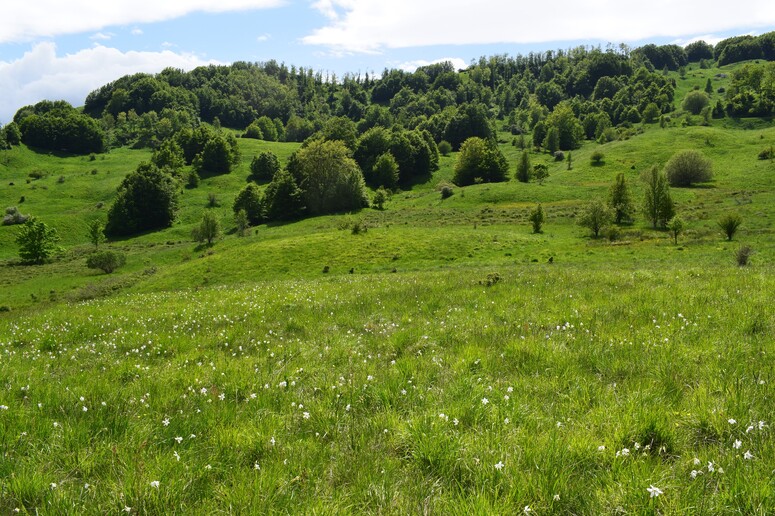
xmin=647 ymin=485 xmax=663 ymax=498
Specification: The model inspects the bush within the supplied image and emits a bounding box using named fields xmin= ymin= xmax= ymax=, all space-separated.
xmin=233 ymin=183 xmax=264 ymax=225
xmin=736 ymin=245 xmax=753 ymax=266
xmin=578 ymin=200 xmax=613 ymax=238
xmin=249 ymin=151 xmax=281 ymax=182
xmin=453 ymin=137 xmax=508 ymax=186
xmin=718 ymin=213 xmax=742 ymax=240
xmin=528 ymin=204 xmax=545 ymax=234
xmin=372 ymin=187 xmax=388 ymax=210
xmin=665 ymin=150 xmax=713 ymax=186
xmin=86 ymin=250 xmax=126 ymax=274
xmin=438 ymin=140 xmax=452 ymax=156
xmin=192 ymin=211 xmax=221 ymax=245
xmin=105 ymin=163 xmax=180 ymax=236
xmin=3 ymin=206 xmax=28 ymax=226
xmin=553 ymin=151 xmax=564 ymax=162
xmin=16 ymin=217 xmax=60 ymax=264
xmin=590 ymin=150 xmax=605 ymax=165
xmin=682 ymin=91 xmax=710 ymax=115
xmin=439 ymin=184 xmax=454 ymax=200
xmin=758 ymin=147 xmax=773 ymax=160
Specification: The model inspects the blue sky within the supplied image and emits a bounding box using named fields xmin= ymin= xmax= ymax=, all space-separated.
xmin=1 ymin=0 xmax=774 ymax=123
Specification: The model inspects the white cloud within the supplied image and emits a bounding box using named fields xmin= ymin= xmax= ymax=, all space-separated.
xmin=131 ymin=28 xmax=144 ymax=36
xmin=0 ymin=42 xmax=219 ymax=122
xmin=0 ymin=0 xmax=285 ymax=43
xmin=90 ymin=32 xmax=114 ymax=41
xmin=671 ymin=32 xmax=756 ymax=48
xmin=303 ymin=0 xmax=775 ymax=53
xmin=257 ymin=33 xmax=272 ymax=42
xmin=395 ymin=57 xmax=467 ymax=73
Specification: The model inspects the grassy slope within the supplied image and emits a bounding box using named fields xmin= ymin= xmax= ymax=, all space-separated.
xmin=0 ymin=61 xmax=774 ymax=513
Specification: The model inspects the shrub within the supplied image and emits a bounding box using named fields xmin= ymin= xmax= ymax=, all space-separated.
xmin=86 ymin=219 xmax=105 ymax=248
xmin=192 ymin=211 xmax=221 ymax=245
xmin=533 ymin=164 xmax=549 ymax=185
xmin=105 ymin=163 xmax=180 ymax=236
xmin=578 ymin=200 xmax=613 ymax=238
xmin=249 ymin=151 xmax=281 ymax=182
xmin=736 ymin=245 xmax=753 ymax=266
xmin=234 ymin=209 xmax=250 ymax=237
xmin=665 ymin=150 xmax=713 ymax=186
xmin=516 ymin=150 xmax=531 ymax=183
xmin=438 ymin=140 xmax=452 ymax=156
xmin=233 ymin=183 xmax=264 ymax=225
xmin=3 ymin=206 xmax=28 ymax=226
xmin=372 ymin=187 xmax=388 ymax=210
xmin=528 ymin=204 xmax=545 ymax=234
xmin=590 ymin=150 xmax=605 ymax=165
xmin=682 ymin=91 xmax=710 ymax=115
xmin=553 ymin=151 xmax=564 ymax=162
xmin=86 ymin=250 xmax=126 ymax=274
xmin=440 ymin=184 xmax=454 ymax=200
xmin=718 ymin=213 xmax=742 ymax=240
xmin=453 ymin=137 xmax=508 ymax=186
xmin=758 ymin=147 xmax=773 ymax=160
xmin=16 ymin=217 xmax=60 ymax=264
xmin=667 ymin=215 xmax=685 ymax=244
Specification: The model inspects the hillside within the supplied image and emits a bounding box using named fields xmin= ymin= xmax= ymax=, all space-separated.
xmin=0 ymin=48 xmax=774 ymax=513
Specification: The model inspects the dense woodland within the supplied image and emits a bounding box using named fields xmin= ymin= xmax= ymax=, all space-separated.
xmin=2 ymin=32 xmax=775 ymax=238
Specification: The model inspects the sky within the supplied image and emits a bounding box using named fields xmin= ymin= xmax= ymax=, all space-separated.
xmin=1 ymin=0 xmax=775 ymax=123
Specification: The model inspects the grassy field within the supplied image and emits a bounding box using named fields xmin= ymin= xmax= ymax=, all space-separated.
xmin=1 ymin=62 xmax=774 ymax=513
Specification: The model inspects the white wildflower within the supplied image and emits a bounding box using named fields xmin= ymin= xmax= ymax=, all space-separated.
xmin=647 ymin=485 xmax=663 ymax=498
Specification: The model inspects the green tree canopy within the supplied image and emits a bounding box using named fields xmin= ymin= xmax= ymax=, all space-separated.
xmin=105 ymin=163 xmax=180 ymax=236
xmin=453 ymin=137 xmax=509 ymax=186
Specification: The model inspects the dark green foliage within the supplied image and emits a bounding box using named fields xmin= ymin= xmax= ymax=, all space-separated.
xmin=438 ymin=140 xmax=452 ymax=156
xmin=291 ymin=139 xmax=368 ymax=215
xmin=665 ymin=150 xmax=713 ymax=186
xmin=194 ymin=134 xmax=240 ymax=175
xmin=86 ymin=250 xmax=126 ymax=273
xmin=17 ymin=101 xmax=104 ymax=154
xmin=685 ymin=40 xmax=714 ymax=62
xmin=578 ymin=200 xmax=613 ymax=238
xmin=263 ymin=170 xmax=305 ymax=221
xmin=318 ymin=116 xmax=358 ymax=150
xmin=641 ymin=103 xmax=661 ymax=124
xmin=253 ymin=116 xmax=279 ymax=141
xmin=453 ymin=137 xmax=508 ymax=186
xmin=736 ymin=245 xmax=753 ymax=266
xmin=284 ymin=115 xmax=316 ymax=143
xmin=633 ymin=44 xmax=688 ymax=71
xmin=443 ymin=103 xmax=493 ymax=150
xmin=608 ymin=173 xmax=635 ymax=224
xmin=682 ymin=91 xmax=710 ymax=115
xmin=543 ymin=126 xmax=559 ymax=154
xmin=533 ymin=164 xmax=549 ymax=185
xmin=249 ymin=151 xmax=281 ymax=182
xmin=590 ymin=151 xmax=605 ymax=165
xmin=529 ymin=204 xmax=545 ymax=233
xmin=105 ymin=163 xmax=180 ymax=236
xmin=354 ymin=127 xmax=392 ymax=182
xmin=192 ymin=211 xmax=221 ymax=245
xmin=516 ymin=150 xmax=531 ymax=183
xmin=233 ymin=183 xmax=264 ymax=225
xmin=642 ymin=166 xmax=675 ymax=229
xmin=716 ymin=35 xmax=764 ymax=65
xmin=151 ymin=139 xmax=185 ymax=172
xmin=726 ymin=62 xmax=775 ymax=117
xmin=243 ymin=122 xmax=264 ymax=140
xmin=535 ymin=81 xmax=565 ymax=110
xmin=371 ymin=153 xmax=399 ymax=190
xmin=3 ymin=122 xmax=22 ymax=146
xmin=718 ymin=213 xmax=742 ymax=241
xmin=439 ymin=184 xmax=454 ymax=199
xmin=15 ymin=217 xmax=60 ymax=264
xmin=234 ymin=209 xmax=249 ymax=237
xmin=758 ymin=147 xmax=774 ymax=160
xmin=544 ymin=102 xmax=584 ymax=150
xmin=532 ymin=121 xmax=547 ymax=149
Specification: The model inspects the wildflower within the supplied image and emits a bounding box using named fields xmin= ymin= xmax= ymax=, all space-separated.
xmin=175 ymin=436 xmax=183 ymax=443
xmin=173 ymin=451 xmax=180 ymax=461
xmin=507 ymin=386 xmax=513 ymax=393
xmin=707 ymin=462 xmax=714 ymax=472
xmin=438 ymin=413 xmax=447 ymax=421
xmin=693 ymin=457 xmax=701 ymax=465
xmin=82 ymin=406 xmax=88 ymax=412
xmin=53 ymin=422 xmax=59 ymax=428
xmin=205 ymin=464 xmax=212 ymax=470
xmin=84 ymin=483 xmax=90 ymax=490
xmin=504 ymin=395 xmax=510 ymax=401
xmin=746 ymin=425 xmax=754 ymax=433
xmin=733 ymin=439 xmax=742 ymax=449
xmin=647 ymin=485 xmax=663 ymax=498
xmin=303 ymin=412 xmax=310 ymax=419
xmin=452 ymin=418 xmax=459 ymax=426
xmin=367 ymin=375 xmax=374 ymax=381
xmin=690 ymin=470 xmax=700 ymax=478
xmin=504 ymin=417 xmax=510 ymax=425
xmin=124 ymin=507 xmax=132 ymax=513
xmin=728 ymin=418 xmax=737 ymax=425
xmin=218 ymin=393 xmax=226 ymax=401
xmin=494 ymin=461 xmax=504 ymax=470
xmin=50 ymin=483 xmax=57 ymax=489
xmin=200 ymin=387 xmax=207 ymax=394
xmin=759 ymin=420 xmax=767 ymax=430
xmin=270 ymin=436 xmax=276 ymax=446
xmin=598 ymin=445 xmax=606 ymax=451
xmin=150 ymin=481 xmax=159 ymax=488
xmin=162 ymin=418 xmax=170 ymax=426
xmin=744 ymin=450 xmax=754 ymax=460
xmin=481 ymin=398 xmax=489 ymax=405
xmin=553 ymin=494 xmax=561 ymax=501
xmin=346 ymin=404 xmax=351 ymax=412
xmin=523 ymin=506 xmax=532 ymax=514
xmin=254 ymin=462 xmax=261 ymax=470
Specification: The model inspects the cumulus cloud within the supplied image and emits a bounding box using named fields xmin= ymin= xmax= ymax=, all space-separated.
xmin=395 ymin=57 xmax=467 ymax=73
xmin=131 ymin=28 xmax=144 ymax=36
xmin=90 ymin=32 xmax=114 ymax=41
xmin=0 ymin=0 xmax=285 ymax=43
xmin=257 ymin=33 xmax=272 ymax=42
xmin=0 ymin=42 xmax=219 ymax=122
xmin=304 ymin=0 xmax=775 ymax=53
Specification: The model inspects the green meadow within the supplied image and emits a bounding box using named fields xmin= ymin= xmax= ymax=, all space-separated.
xmin=1 ymin=62 xmax=775 ymax=513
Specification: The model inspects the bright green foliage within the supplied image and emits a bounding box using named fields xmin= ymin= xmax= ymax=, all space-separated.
xmin=438 ymin=140 xmax=452 ymax=156
xmin=642 ymin=166 xmax=675 ymax=229
xmin=319 ymin=116 xmax=358 ymax=150
xmin=16 ymin=100 xmax=104 ymax=154
xmin=263 ymin=170 xmax=305 ymax=221
xmin=529 ymin=204 xmax=545 ymax=233
xmin=3 ymin=121 xmax=22 ymax=145
xmin=86 ymin=250 xmax=126 ymax=273
xmin=354 ymin=127 xmax=392 ymax=182
xmin=233 ymin=183 xmax=264 ymax=225
xmin=578 ymin=200 xmax=613 ymax=238
xmin=533 ymin=163 xmax=549 ymax=185
xmin=292 ymin=139 xmax=368 ymax=215
xmin=243 ymin=121 xmax=264 ymax=140
xmin=608 ymin=173 xmax=636 ymax=224
xmin=194 ymin=135 xmax=236 ymax=175
xmin=667 ymin=215 xmax=685 ymax=244
xmin=664 ymin=149 xmax=713 ymax=186
xmin=718 ymin=212 xmax=743 ymax=241
xmin=443 ymin=102 xmax=493 ymax=150
xmin=372 ymin=187 xmax=388 ymax=210
xmin=543 ymin=126 xmax=559 ymax=154
xmin=254 ymin=116 xmax=279 ymax=141
xmin=641 ymin=103 xmax=661 ymax=123
xmin=151 ymin=139 xmax=185 ymax=172
xmin=705 ymin=78 xmax=713 ymax=95
xmin=682 ymin=91 xmax=710 ymax=115
xmin=249 ymin=151 xmax=281 ymax=182
xmin=371 ymin=152 xmax=399 ymax=190
xmin=15 ymin=217 xmax=60 ymax=264
xmin=86 ymin=219 xmax=106 ymax=249
xmin=105 ymin=163 xmax=180 ymax=236
xmin=544 ymin=102 xmax=584 ymax=150
xmin=192 ymin=211 xmax=222 ymax=245
xmin=516 ymin=150 xmax=531 ymax=183
xmin=453 ymin=137 xmax=508 ymax=186
xmin=725 ymin=62 xmax=775 ymax=116
xmin=590 ymin=150 xmax=605 ymax=165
